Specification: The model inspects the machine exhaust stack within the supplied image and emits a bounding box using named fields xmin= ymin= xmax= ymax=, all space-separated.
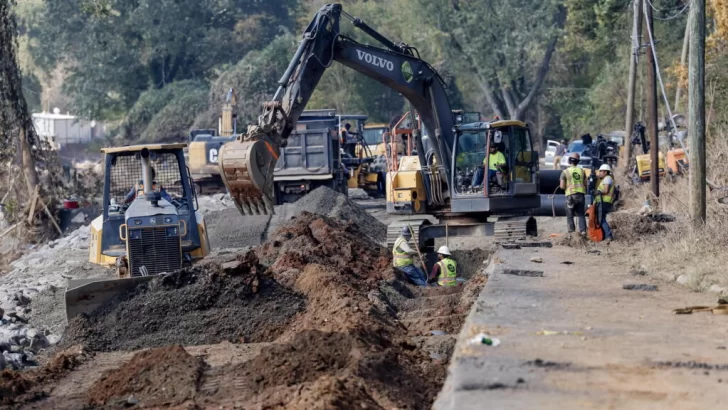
xmin=140 ymin=148 xmax=154 ymax=197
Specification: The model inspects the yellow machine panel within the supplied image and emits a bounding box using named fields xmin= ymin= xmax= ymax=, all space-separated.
xmin=636 ymin=152 xmax=666 ymax=180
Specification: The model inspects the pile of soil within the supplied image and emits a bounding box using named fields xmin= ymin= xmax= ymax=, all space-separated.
xmin=271 ymin=186 xmax=388 ymax=244
xmin=50 ymin=212 xmax=489 ymax=409
xmin=86 ymin=345 xmax=205 ymax=408
xmin=0 ymin=345 xmax=92 ymax=406
xmin=61 ymin=251 xmax=305 ymax=351
xmin=258 ymin=211 xmax=392 ymax=288
xmin=607 ymin=210 xmax=672 ymax=241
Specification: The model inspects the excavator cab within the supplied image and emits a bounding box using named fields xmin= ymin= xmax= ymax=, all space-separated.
xmin=453 ymin=120 xmax=539 ymax=201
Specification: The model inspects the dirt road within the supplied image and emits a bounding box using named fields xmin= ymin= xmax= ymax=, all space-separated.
xmin=436 ymin=244 xmax=728 ymax=409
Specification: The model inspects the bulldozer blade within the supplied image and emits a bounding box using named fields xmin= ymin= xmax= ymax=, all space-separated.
xmin=218 ymin=139 xmax=277 ymax=215
xmin=65 ymin=276 xmax=156 ymax=322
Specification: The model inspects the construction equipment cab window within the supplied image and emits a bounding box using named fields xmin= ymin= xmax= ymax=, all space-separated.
xmin=454 ymin=124 xmax=535 ymax=194
xmin=107 ymin=151 xmax=189 ymax=214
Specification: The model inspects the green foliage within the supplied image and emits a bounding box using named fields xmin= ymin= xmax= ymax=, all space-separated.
xmin=124 ymin=80 xmax=207 ymax=141
xmin=33 ymin=0 xmax=296 ymax=119
xmin=196 ymin=34 xmax=297 ymax=128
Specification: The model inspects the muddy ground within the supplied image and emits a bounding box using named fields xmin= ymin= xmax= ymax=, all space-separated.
xmin=2 ymin=211 xmax=489 ymax=409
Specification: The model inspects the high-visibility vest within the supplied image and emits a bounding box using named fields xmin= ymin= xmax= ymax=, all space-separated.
xmin=436 ymin=257 xmax=458 ymax=286
xmin=483 ymin=151 xmax=506 ymax=171
xmin=595 ymin=175 xmax=615 ymax=204
xmin=562 ymin=166 xmax=586 ymax=195
xmin=392 ymin=236 xmax=413 ymax=267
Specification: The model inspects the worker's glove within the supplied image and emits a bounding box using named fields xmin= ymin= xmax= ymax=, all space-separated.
xmin=590 ymin=190 xmax=599 ymax=197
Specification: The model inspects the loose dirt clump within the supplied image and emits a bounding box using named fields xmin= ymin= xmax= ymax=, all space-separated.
xmin=0 ymin=345 xmax=92 ymax=406
xmin=62 ymin=251 xmax=305 ymax=351
xmin=607 ymin=210 xmax=673 ymax=242
xmin=86 ymin=345 xmax=205 ymax=408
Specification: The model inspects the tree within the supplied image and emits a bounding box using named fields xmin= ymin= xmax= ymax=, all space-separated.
xmin=33 ymin=0 xmax=296 ymax=119
xmin=411 ymin=0 xmax=567 ymax=120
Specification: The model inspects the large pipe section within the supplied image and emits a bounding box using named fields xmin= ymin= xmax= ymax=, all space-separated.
xmin=533 ymin=194 xmax=593 ymax=217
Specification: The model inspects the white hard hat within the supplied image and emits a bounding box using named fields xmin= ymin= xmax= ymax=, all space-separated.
xmin=599 ymin=164 xmax=612 ymax=172
xmin=437 ymin=246 xmax=452 ymax=256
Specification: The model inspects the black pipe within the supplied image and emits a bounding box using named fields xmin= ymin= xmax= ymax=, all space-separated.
xmin=532 ymin=194 xmax=593 ymax=217
xmin=540 ymin=169 xmax=564 ymax=195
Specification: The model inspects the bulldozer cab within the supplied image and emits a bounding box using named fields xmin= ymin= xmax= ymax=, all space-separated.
xmin=98 ymin=144 xmax=202 ymax=260
xmin=451 ymin=121 xmax=540 ymax=212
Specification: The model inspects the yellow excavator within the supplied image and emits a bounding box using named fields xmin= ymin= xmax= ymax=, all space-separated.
xmin=218 ymin=4 xmax=541 ymax=248
xmin=66 ymin=143 xmax=210 ymax=320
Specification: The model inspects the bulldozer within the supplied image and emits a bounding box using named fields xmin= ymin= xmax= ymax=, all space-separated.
xmin=217 ymin=3 xmax=540 ymax=249
xmin=66 ymin=143 xmax=210 ymax=320
xmin=187 ymin=88 xmax=238 ymax=194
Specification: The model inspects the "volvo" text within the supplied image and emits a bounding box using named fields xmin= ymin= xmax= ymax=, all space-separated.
xmin=356 ymin=50 xmax=394 ymax=71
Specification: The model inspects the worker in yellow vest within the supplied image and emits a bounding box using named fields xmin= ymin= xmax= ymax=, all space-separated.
xmin=559 ymin=153 xmax=587 ymax=235
xmin=471 ymin=144 xmax=507 ymax=188
xmin=392 ymin=226 xmax=427 ymax=286
xmin=428 ymin=246 xmax=459 ymax=286
xmin=594 ymin=164 xmax=615 ymax=242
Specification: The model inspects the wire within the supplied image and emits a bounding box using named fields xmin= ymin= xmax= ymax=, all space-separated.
xmin=647 ymin=0 xmax=690 ymax=14
xmin=643 ymin=0 xmax=686 ymax=150
xmin=651 ymin=0 xmax=692 ymax=21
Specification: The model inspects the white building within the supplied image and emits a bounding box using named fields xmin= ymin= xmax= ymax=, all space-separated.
xmin=32 ymin=108 xmax=106 ymax=148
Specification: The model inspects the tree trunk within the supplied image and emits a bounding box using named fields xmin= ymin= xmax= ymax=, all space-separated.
xmin=19 ymin=127 xmax=39 ymax=196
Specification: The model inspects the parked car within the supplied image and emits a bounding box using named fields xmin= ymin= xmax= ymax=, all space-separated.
xmin=543 ymin=139 xmax=559 ymax=168
xmin=559 ymin=140 xmax=593 ymax=170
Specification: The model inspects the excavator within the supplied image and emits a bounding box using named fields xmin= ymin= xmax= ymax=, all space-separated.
xmin=218 ymin=4 xmax=541 ymax=248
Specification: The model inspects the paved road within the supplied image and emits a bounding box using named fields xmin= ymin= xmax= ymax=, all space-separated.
xmin=435 ymin=244 xmax=728 ymax=410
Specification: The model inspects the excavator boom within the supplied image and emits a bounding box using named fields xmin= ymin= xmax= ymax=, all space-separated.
xmin=219 ymin=3 xmax=456 ymax=214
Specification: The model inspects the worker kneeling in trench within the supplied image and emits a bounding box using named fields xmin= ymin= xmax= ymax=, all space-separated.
xmin=392 ymin=227 xmax=462 ymax=287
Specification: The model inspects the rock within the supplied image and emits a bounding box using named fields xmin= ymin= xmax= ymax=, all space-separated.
xmin=530 ymin=257 xmax=543 ymax=263
xmin=29 ymin=334 xmax=50 ymax=352
xmin=0 ymin=352 xmax=4 ymax=370
xmin=13 ymin=292 xmax=30 ymax=306
xmin=10 ymin=345 xmax=22 ymax=353
xmin=47 ymin=334 xmax=61 ymax=345
xmin=676 ymin=274 xmax=691 ymax=286
xmin=709 ymin=285 xmax=727 ymax=295
xmin=126 ymin=395 xmax=139 ymax=405
xmin=71 ymin=212 xmax=86 ymax=224
xmin=221 ymin=260 xmax=244 ymax=274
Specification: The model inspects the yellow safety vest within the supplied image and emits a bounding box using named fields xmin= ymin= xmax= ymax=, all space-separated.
xmin=437 ymin=257 xmax=458 ymax=287
xmin=595 ymin=175 xmax=615 ymax=204
xmin=562 ymin=166 xmax=586 ymax=196
xmin=392 ymin=236 xmax=413 ymax=268
xmin=483 ymin=151 xmax=506 ymax=171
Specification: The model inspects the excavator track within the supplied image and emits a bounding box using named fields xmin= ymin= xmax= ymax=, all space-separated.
xmin=218 ymin=138 xmax=277 ymax=215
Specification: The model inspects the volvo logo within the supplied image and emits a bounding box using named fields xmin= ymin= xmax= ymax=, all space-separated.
xmin=356 ymin=50 xmax=394 ymax=71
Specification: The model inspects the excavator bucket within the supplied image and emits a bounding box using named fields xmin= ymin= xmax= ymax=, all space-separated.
xmin=65 ymin=276 xmax=156 ymax=322
xmin=218 ymin=137 xmax=278 ymax=215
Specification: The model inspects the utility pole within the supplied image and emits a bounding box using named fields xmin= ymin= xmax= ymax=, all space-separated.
xmin=689 ymin=0 xmax=706 ymax=226
xmin=644 ymin=2 xmax=659 ymax=198
xmin=623 ymin=0 xmax=643 ymax=170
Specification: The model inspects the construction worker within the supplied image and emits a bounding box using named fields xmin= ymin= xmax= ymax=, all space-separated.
xmin=472 ymin=144 xmax=507 ymax=188
xmin=594 ymin=164 xmax=615 ymax=242
xmin=340 ymin=123 xmax=357 ymax=157
xmin=428 ymin=246 xmax=459 ymax=286
xmin=125 ymin=167 xmax=172 ymax=204
xmin=559 ymin=153 xmax=587 ymax=235
xmin=392 ymin=226 xmax=427 ymax=287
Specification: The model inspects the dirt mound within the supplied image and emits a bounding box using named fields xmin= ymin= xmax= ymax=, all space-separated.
xmin=86 ymin=345 xmax=205 ymax=408
xmin=273 ymin=186 xmax=387 ymax=244
xmin=258 ymin=212 xmax=392 ymax=288
xmin=607 ymin=210 xmax=672 ymax=241
xmin=0 ymin=345 xmax=92 ymax=406
xmin=62 ymin=252 xmax=305 ymax=351
xmin=557 ymin=233 xmax=591 ymax=248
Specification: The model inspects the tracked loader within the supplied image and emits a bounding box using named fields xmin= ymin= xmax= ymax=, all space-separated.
xmin=65 ymin=144 xmax=210 ymax=320
xmin=217 ymin=3 xmax=541 ymax=250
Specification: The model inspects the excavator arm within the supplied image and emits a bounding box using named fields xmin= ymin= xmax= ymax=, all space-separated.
xmin=219 ymin=3 xmax=456 ymax=214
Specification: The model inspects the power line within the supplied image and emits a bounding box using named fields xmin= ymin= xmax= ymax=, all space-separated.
xmin=652 ymin=0 xmax=692 ymax=21
xmin=647 ymin=0 xmax=690 ymax=14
